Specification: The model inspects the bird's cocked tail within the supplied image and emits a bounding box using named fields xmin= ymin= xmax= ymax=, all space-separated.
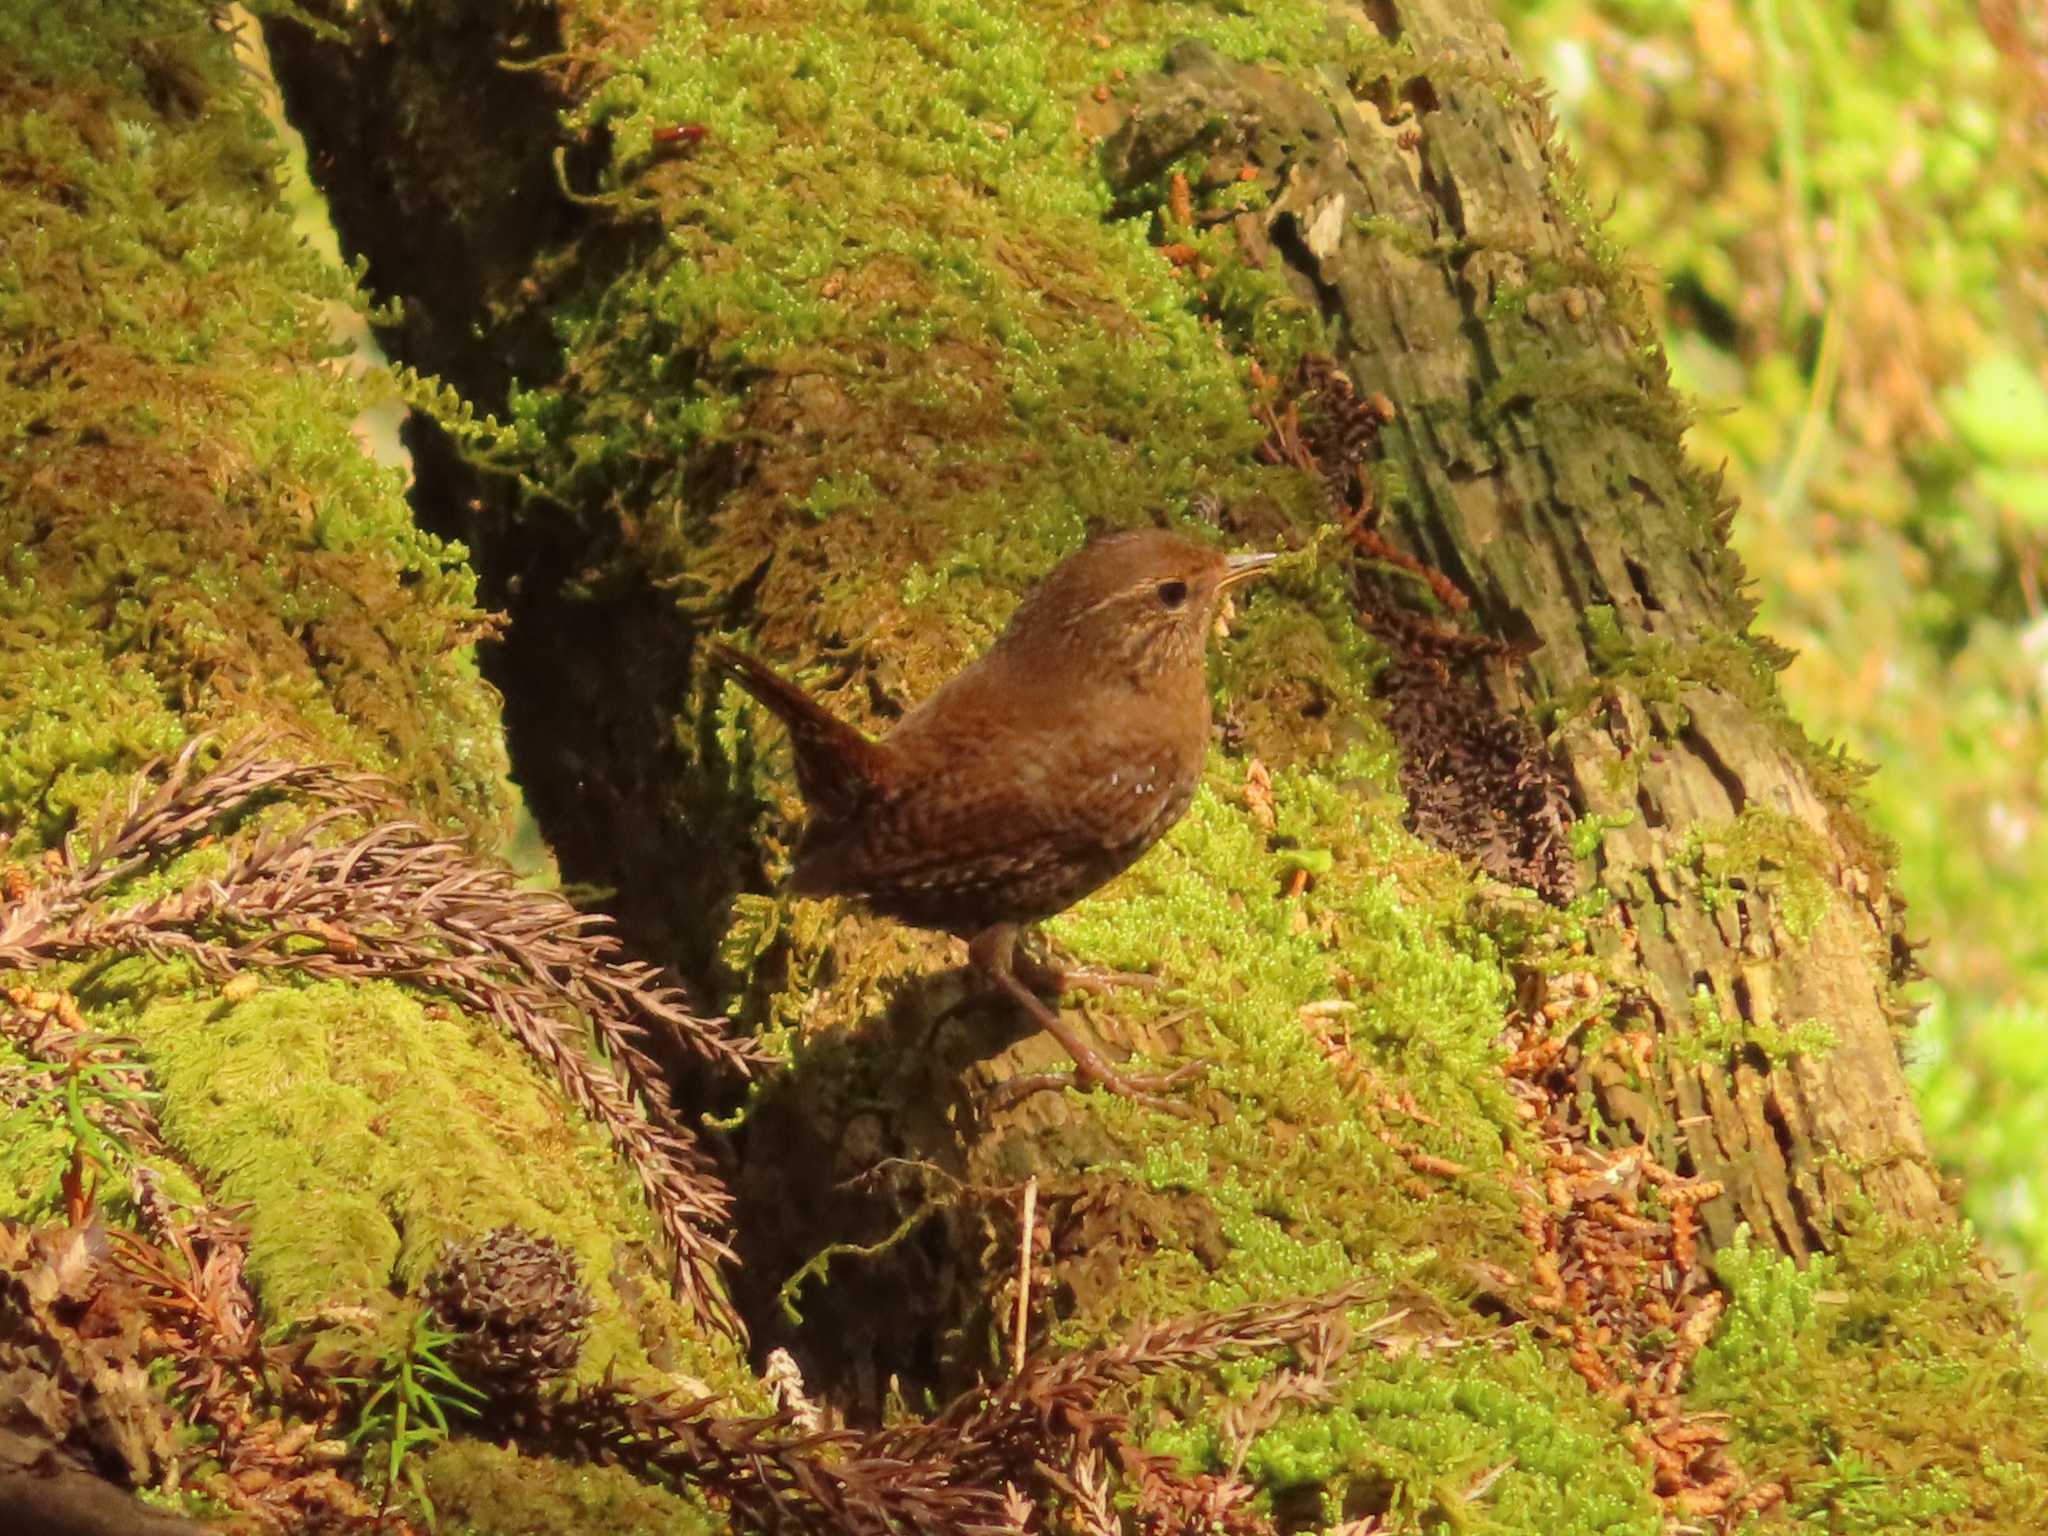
xmin=706 ymin=642 xmax=890 ymax=821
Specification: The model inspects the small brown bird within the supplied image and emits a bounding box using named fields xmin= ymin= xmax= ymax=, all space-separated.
xmin=712 ymin=529 xmax=1276 ymax=1102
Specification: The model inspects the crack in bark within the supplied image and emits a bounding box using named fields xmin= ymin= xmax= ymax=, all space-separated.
xmin=1679 ymin=722 xmax=1750 ymax=816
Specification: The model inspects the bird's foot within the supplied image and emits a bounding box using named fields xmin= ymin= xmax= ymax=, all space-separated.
xmin=971 ymin=927 xmax=1199 ymax=1113
xmin=986 ymin=1057 xmax=1205 ymax=1115
xmin=1012 ymin=945 xmax=1163 ymax=999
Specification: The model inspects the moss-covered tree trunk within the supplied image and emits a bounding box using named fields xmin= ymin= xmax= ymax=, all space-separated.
xmin=3 ymin=5 xmax=751 ymax=1533
xmin=13 ymin=0 xmax=2045 ymax=1530
xmin=1089 ymin=18 xmax=1946 ymax=1257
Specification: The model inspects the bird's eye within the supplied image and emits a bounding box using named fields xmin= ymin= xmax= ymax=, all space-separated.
xmin=1156 ymin=579 xmax=1189 ymax=608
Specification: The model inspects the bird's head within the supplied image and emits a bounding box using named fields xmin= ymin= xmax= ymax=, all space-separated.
xmin=994 ymin=529 xmax=1277 ymax=683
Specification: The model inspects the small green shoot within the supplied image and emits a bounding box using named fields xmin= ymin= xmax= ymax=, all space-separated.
xmin=340 ymin=1308 xmax=488 ymax=1529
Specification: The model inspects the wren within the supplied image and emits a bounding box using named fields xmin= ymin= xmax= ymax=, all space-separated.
xmin=711 ymin=529 xmax=1276 ymax=1103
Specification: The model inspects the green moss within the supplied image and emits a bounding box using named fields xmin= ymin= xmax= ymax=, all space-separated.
xmin=420 ymin=1439 xmax=721 ymax=1536
xmin=1055 ymin=751 xmax=1512 ymax=1162
xmin=0 ymin=0 xmax=511 ymax=851
xmin=1558 ymin=609 xmax=1901 ymax=889
xmin=1669 ymin=988 xmax=1836 ymax=1069
xmin=0 ymin=1022 xmax=210 ymax=1229
xmin=1568 ymin=809 xmax=1637 ymax=861
xmin=1480 ymin=354 xmax=1684 ymax=447
xmin=116 ymin=976 xmax=738 ymax=1391
xmin=1352 ymin=212 xmax=1458 ymax=263
xmin=0 ymin=1038 xmax=93 ymax=1221
xmin=479 ymin=0 xmax=1373 ymax=698
xmin=1149 ymin=1339 xmax=1658 ymax=1535
xmin=1028 ymin=755 xmax=1664 ymax=1521
xmin=0 ymin=3 xmax=755 ymax=1427
xmin=1217 ymin=556 xmax=1397 ymax=769
xmin=1693 ymin=1221 xmax=2048 ymax=1532
xmin=1566 ymin=605 xmax=1789 ymax=737
xmin=1483 ymin=253 xmax=1603 ymax=322
xmin=1678 ymin=807 xmax=1837 ymax=945
xmin=1540 ymin=165 xmax=1637 ymax=301
xmin=0 ymin=1 xmax=759 ymax=1446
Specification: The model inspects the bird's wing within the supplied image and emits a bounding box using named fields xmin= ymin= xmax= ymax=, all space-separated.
xmin=794 ymin=709 xmax=1196 ymax=919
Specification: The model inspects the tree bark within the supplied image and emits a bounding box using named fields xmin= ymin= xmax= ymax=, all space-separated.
xmin=1095 ymin=12 xmax=1944 ymax=1258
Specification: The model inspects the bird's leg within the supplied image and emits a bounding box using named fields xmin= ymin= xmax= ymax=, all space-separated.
xmin=971 ymin=924 xmax=1201 ymax=1110
xmin=1012 ymin=933 xmax=1161 ymax=999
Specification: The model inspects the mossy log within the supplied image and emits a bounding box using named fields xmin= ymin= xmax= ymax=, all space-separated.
xmin=8 ymin=0 xmax=2048 ymax=1530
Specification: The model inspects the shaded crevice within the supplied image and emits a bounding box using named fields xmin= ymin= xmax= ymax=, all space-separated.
xmin=1758 ymin=1070 xmax=1822 ymax=1258
xmin=402 ymin=411 xmax=758 ymax=1004
xmin=1679 ymin=721 xmax=1750 ymax=816
xmin=1413 ymin=135 xmax=1467 ymax=240
xmin=1400 ymin=76 xmax=1442 ymax=116
xmin=267 ymin=5 xmax=754 ymax=1003
xmin=1624 ymin=554 xmax=1663 ymax=613
xmin=1361 ymin=0 xmax=1404 ymax=40
xmin=1270 ymin=210 xmax=1352 ymax=323
xmin=1734 ymin=894 xmax=1764 ymax=958
xmin=262 ymin=4 xmax=590 ymax=407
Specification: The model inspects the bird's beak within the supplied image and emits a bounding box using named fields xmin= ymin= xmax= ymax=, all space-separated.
xmin=1219 ymin=551 xmax=1279 ymax=588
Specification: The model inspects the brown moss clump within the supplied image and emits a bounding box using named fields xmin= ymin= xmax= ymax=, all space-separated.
xmin=428 ymin=1227 xmax=596 ymax=1406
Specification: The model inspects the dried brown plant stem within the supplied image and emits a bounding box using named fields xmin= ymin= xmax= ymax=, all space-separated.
xmin=540 ymin=1283 xmax=1371 ymax=1536
xmin=1013 ymin=1175 xmax=1037 ymax=1377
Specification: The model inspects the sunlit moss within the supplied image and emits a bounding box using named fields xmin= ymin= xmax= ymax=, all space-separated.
xmin=1150 ymin=1340 xmax=1661 ymax=1535
xmin=1670 ymin=988 xmax=1836 ymax=1069
xmin=0 ymin=0 xmax=755 ymax=1449
xmin=420 ymin=1439 xmax=722 ymax=1536
xmin=1005 ymin=751 xmax=1667 ymax=1519
xmin=107 ymin=976 xmax=732 ymax=1389
xmin=0 ymin=0 xmax=510 ymax=849
xmin=1694 ymin=1219 xmax=2048 ymax=1530
xmin=1678 ymin=807 xmax=1837 ymax=945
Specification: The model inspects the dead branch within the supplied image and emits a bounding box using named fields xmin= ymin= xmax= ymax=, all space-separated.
xmin=537 ymin=1283 xmax=1370 ymax=1535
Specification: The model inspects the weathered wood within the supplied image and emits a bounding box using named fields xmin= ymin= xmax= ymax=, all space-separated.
xmin=1100 ymin=8 xmax=1942 ymax=1255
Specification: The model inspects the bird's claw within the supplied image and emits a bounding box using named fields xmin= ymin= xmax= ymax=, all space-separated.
xmin=986 ymin=1058 xmax=1206 ymax=1115
xmin=1012 ymin=948 xmax=1162 ymax=999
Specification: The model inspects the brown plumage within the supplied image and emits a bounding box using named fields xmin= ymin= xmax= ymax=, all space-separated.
xmin=712 ymin=528 xmax=1275 ymax=1102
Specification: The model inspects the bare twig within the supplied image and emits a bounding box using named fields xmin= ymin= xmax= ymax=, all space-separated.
xmin=1013 ymin=1176 xmax=1037 ymax=1377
